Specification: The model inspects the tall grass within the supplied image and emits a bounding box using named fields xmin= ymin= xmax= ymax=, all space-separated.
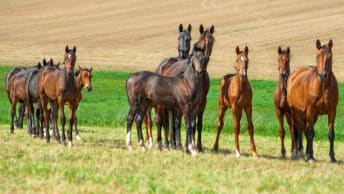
xmin=1 ymin=65 xmax=344 ymax=193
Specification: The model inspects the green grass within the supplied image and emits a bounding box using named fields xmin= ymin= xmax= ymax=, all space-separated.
xmin=1 ymin=65 xmax=344 ymax=193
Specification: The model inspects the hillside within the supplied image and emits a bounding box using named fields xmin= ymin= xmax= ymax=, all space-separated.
xmin=1 ymin=0 xmax=344 ymax=80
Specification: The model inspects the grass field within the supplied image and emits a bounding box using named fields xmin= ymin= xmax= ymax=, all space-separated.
xmin=1 ymin=65 xmax=344 ymax=193
xmin=2 ymin=0 xmax=344 ymax=193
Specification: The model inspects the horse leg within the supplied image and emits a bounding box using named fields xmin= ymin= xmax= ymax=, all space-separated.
xmin=155 ymin=107 xmax=163 ymax=151
xmin=328 ymin=110 xmax=336 ymax=162
xmin=184 ymin=112 xmax=197 ymax=155
xmin=275 ymin=108 xmax=286 ymax=157
xmin=196 ymin=111 xmax=204 ymax=152
xmin=169 ymin=110 xmax=176 ymax=149
xmin=126 ymin=105 xmax=138 ymax=150
xmin=213 ymin=106 xmax=227 ymax=152
xmin=67 ymin=105 xmax=76 ymax=147
xmin=16 ymin=103 xmax=24 ymax=128
xmin=74 ymin=115 xmax=81 ymax=141
xmin=58 ymin=102 xmax=66 ymax=144
xmin=244 ymin=106 xmax=257 ymax=157
xmin=144 ymin=109 xmax=153 ymax=148
xmin=305 ymin=109 xmax=316 ymax=162
xmin=135 ymin=107 xmax=146 ymax=151
xmin=174 ymin=111 xmax=183 ymax=150
xmin=163 ymin=110 xmax=170 ymax=150
xmin=232 ymin=106 xmax=242 ymax=157
xmin=10 ymin=97 xmax=17 ymax=134
xmin=40 ymin=96 xmax=50 ymax=143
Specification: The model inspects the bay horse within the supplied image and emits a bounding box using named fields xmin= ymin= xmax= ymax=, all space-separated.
xmin=287 ymin=39 xmax=338 ymax=162
xmin=126 ymin=56 xmax=207 ymax=155
xmin=142 ymin=24 xmax=193 ymax=148
xmin=153 ymin=24 xmax=214 ymax=151
xmin=6 ymin=63 xmax=42 ymax=135
xmin=38 ymin=45 xmax=78 ymax=146
xmin=26 ymin=58 xmax=60 ymax=137
xmin=213 ymin=46 xmax=257 ymax=157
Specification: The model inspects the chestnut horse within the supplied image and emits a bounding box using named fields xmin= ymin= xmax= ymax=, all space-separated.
xmin=126 ymin=56 xmax=206 ymax=155
xmin=153 ymin=24 xmax=214 ymax=151
xmin=38 ymin=45 xmax=78 ymax=146
xmin=213 ymin=46 xmax=257 ymax=157
xmin=287 ymin=39 xmax=338 ymax=162
xmin=273 ymin=46 xmax=293 ymax=157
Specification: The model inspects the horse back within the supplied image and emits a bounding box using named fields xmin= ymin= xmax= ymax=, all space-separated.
xmin=38 ymin=67 xmax=62 ymax=100
xmin=156 ymin=58 xmax=188 ymax=77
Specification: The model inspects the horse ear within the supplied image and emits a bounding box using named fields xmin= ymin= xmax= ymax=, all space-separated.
xmin=316 ymin=39 xmax=322 ymax=50
xmin=89 ymin=67 xmax=93 ymax=72
xmin=65 ymin=45 xmax=69 ymax=53
xmin=43 ymin=58 xmax=47 ymax=66
xmin=244 ymin=46 xmax=249 ymax=55
xmin=199 ymin=24 xmax=204 ymax=34
xmin=328 ymin=39 xmax=333 ymax=50
xmin=235 ymin=46 xmax=240 ymax=55
xmin=49 ymin=58 xmax=54 ymax=64
xmin=286 ymin=47 xmax=290 ymax=55
xmin=179 ymin=24 xmax=183 ymax=33
xmin=73 ymin=46 xmax=77 ymax=53
xmin=187 ymin=24 xmax=192 ymax=32
xmin=278 ymin=46 xmax=282 ymax=54
xmin=37 ymin=62 xmax=42 ymax=69
xmin=210 ymin=25 xmax=215 ymax=34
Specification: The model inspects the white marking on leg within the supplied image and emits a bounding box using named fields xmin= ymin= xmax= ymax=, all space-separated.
xmin=68 ymin=141 xmax=73 ymax=147
xmin=235 ymin=149 xmax=241 ymax=157
xmin=75 ymin=135 xmax=81 ymax=141
xmin=126 ymin=131 xmax=131 ymax=146
xmin=189 ymin=144 xmax=198 ymax=156
xmin=148 ymin=137 xmax=153 ymax=149
xmin=43 ymin=128 xmax=47 ymax=137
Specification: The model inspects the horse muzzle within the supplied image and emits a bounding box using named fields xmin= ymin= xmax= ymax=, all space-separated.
xmin=86 ymin=86 xmax=92 ymax=92
xmin=318 ymin=71 xmax=328 ymax=82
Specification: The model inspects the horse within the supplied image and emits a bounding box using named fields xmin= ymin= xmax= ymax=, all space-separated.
xmin=66 ymin=66 xmax=93 ymax=140
xmin=287 ymin=39 xmax=338 ymax=162
xmin=6 ymin=63 xmax=42 ymax=135
xmin=26 ymin=58 xmax=60 ymax=137
xmin=125 ymin=56 xmax=207 ymax=155
xmin=213 ymin=46 xmax=258 ymax=157
xmin=153 ymin=24 xmax=215 ymax=151
xmin=38 ymin=45 xmax=78 ymax=146
xmin=273 ymin=46 xmax=294 ymax=157
xmin=142 ymin=24 xmax=193 ymax=149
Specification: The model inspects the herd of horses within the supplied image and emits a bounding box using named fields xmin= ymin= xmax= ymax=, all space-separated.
xmin=125 ymin=24 xmax=338 ymax=163
xmin=5 ymin=46 xmax=93 ymax=147
xmin=5 ymin=24 xmax=338 ymax=163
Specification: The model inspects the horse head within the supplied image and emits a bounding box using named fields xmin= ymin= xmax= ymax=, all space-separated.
xmin=193 ymin=24 xmax=215 ymax=58
xmin=316 ymin=39 xmax=333 ymax=83
xmin=178 ymin=24 xmax=192 ymax=59
xmin=277 ymin=46 xmax=290 ymax=79
xmin=77 ymin=66 xmax=93 ymax=92
xmin=64 ymin=45 xmax=77 ymax=74
xmin=234 ymin=46 xmax=249 ymax=80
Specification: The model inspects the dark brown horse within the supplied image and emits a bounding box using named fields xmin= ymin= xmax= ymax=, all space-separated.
xmin=142 ymin=24 xmax=193 ymax=149
xmin=126 ymin=56 xmax=206 ymax=155
xmin=38 ymin=45 xmax=78 ymax=146
xmin=153 ymin=24 xmax=215 ymax=151
xmin=213 ymin=46 xmax=257 ymax=157
xmin=287 ymin=39 xmax=338 ymax=162
xmin=273 ymin=46 xmax=293 ymax=157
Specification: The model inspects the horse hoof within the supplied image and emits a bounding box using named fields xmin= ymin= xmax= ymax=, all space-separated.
xmin=127 ymin=145 xmax=133 ymax=151
xmin=141 ymin=146 xmax=146 ymax=152
xmin=235 ymin=149 xmax=241 ymax=157
xmin=188 ymin=144 xmax=198 ymax=156
xmin=157 ymin=142 xmax=163 ymax=151
xmin=75 ymin=135 xmax=81 ymax=141
xmin=68 ymin=141 xmax=73 ymax=147
xmin=252 ymin=152 xmax=259 ymax=158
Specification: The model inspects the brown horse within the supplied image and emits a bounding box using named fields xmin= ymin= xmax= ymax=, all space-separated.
xmin=38 ymin=45 xmax=78 ymax=146
xmin=213 ymin=46 xmax=257 ymax=157
xmin=287 ymin=39 xmax=338 ymax=162
xmin=126 ymin=56 xmax=206 ymax=155
xmin=6 ymin=63 xmax=41 ymax=135
xmin=273 ymin=46 xmax=293 ymax=157
xmin=153 ymin=24 xmax=214 ymax=151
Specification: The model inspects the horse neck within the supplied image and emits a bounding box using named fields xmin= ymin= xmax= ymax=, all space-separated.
xmin=75 ymin=73 xmax=84 ymax=93
xmin=235 ymin=72 xmax=249 ymax=90
xmin=278 ymin=75 xmax=288 ymax=96
xmin=183 ymin=61 xmax=201 ymax=91
xmin=62 ymin=68 xmax=76 ymax=90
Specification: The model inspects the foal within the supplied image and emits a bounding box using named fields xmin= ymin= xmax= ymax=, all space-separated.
xmin=273 ymin=46 xmax=293 ymax=157
xmin=126 ymin=56 xmax=206 ymax=155
xmin=213 ymin=46 xmax=257 ymax=157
